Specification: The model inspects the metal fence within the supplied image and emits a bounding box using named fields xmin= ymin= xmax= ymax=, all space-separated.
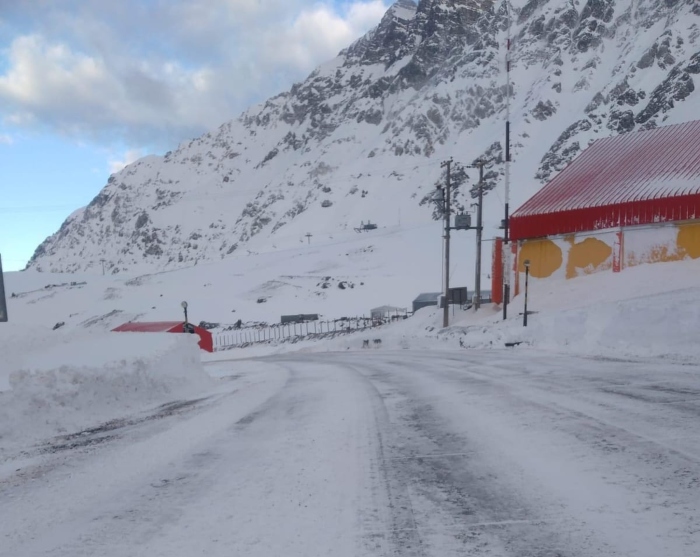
xmin=213 ymin=317 xmax=377 ymax=350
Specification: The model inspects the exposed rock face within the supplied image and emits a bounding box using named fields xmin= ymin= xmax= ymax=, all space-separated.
xmin=28 ymin=0 xmax=700 ymax=274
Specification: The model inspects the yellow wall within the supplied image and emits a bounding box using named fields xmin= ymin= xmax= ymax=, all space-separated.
xmin=565 ymin=237 xmax=612 ymax=279
xmin=517 ymin=222 xmax=700 ymax=286
xmin=678 ymin=222 xmax=700 ymax=259
xmin=517 ymin=234 xmax=613 ymax=280
xmin=625 ymin=222 xmax=700 ymax=267
xmin=517 ymin=239 xmax=563 ymax=278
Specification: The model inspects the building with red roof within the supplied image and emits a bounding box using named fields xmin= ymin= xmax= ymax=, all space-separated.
xmin=511 ymin=120 xmax=700 ymax=240
xmin=495 ymin=121 xmax=700 ymax=298
xmin=112 ymin=321 xmax=214 ymax=352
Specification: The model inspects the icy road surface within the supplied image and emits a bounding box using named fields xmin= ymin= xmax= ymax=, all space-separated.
xmin=2 ymin=350 xmax=700 ymax=556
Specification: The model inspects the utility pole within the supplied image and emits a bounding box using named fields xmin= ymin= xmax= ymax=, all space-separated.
xmin=474 ymin=160 xmax=485 ymax=311
xmin=100 ymin=258 xmax=106 ymax=275
xmin=441 ymin=158 xmax=452 ymax=329
xmin=305 ymin=233 xmax=312 ymax=244
xmin=503 ymin=3 xmax=513 ymax=320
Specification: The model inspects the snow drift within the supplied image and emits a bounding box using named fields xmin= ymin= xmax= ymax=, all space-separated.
xmin=0 ymin=333 xmax=213 ymax=450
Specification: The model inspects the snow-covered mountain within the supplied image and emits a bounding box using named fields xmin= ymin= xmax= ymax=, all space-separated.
xmin=28 ymin=0 xmax=700 ymax=275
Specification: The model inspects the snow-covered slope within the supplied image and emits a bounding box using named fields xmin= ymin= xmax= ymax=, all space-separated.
xmin=27 ymin=0 xmax=700 ymax=274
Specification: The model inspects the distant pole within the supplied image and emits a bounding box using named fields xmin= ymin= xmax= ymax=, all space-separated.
xmin=523 ymin=260 xmax=530 ymax=326
xmin=100 ymin=258 xmax=106 ymax=275
xmin=306 ymin=233 xmax=312 ymax=244
xmin=0 ymin=254 xmax=7 ymax=322
xmin=441 ymin=158 xmax=452 ymax=329
xmin=181 ymin=300 xmax=189 ymax=331
xmin=475 ymin=161 xmax=485 ymax=311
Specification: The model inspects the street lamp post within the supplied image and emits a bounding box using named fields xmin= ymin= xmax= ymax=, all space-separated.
xmin=181 ymin=301 xmax=189 ymax=332
xmin=0 ymin=254 xmax=7 ymax=323
xmin=523 ymin=260 xmax=530 ymax=327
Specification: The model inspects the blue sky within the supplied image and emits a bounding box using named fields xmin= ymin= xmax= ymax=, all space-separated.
xmin=0 ymin=0 xmax=389 ymax=271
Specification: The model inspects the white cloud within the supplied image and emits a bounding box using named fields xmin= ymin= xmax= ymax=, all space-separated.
xmin=108 ymin=148 xmax=145 ymax=174
xmin=0 ymin=1 xmax=389 ymax=151
xmin=0 ymin=134 xmax=13 ymax=145
xmin=262 ymin=2 xmax=388 ymax=70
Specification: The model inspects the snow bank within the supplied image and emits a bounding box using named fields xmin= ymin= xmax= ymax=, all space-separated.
xmin=469 ymin=287 xmax=700 ymax=362
xmin=204 ymin=258 xmax=700 ymax=364
xmin=448 ymin=261 xmax=700 ymax=362
xmin=0 ymin=333 xmax=213 ymax=450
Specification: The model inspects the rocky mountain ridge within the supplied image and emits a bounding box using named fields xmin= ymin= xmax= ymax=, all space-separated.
xmin=28 ymin=0 xmax=700 ymax=274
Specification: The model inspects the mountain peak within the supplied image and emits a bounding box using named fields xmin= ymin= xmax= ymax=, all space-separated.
xmin=389 ymin=0 xmax=418 ymax=21
xmin=26 ymin=0 xmax=700 ymax=275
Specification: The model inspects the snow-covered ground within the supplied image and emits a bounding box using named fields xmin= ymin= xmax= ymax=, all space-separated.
xmin=3 ymin=229 xmax=700 ymax=555
xmin=2 ymin=349 xmax=700 ymax=556
xmin=0 ymin=332 xmax=212 ymax=452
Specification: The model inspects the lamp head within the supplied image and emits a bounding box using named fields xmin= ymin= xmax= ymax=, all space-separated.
xmin=181 ymin=301 xmax=188 ymax=309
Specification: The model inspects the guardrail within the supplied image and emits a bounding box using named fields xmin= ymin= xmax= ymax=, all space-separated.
xmin=213 ymin=317 xmax=377 ymax=350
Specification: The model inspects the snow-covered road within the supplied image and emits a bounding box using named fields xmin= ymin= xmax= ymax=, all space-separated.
xmin=2 ymin=349 xmax=700 ymax=556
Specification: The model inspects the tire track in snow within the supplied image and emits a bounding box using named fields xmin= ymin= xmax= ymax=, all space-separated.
xmin=313 ymin=354 xmax=586 ymax=557
xmin=364 ymin=350 xmax=700 ymax=555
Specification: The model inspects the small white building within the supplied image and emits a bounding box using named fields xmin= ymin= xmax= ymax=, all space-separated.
xmin=370 ymin=305 xmax=407 ymax=320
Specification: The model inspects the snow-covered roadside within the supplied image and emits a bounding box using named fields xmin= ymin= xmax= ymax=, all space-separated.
xmin=203 ymin=258 xmax=700 ymax=364
xmin=448 ymin=259 xmax=700 ymax=362
xmin=0 ymin=332 xmax=213 ymax=451
xmin=3 ymin=255 xmax=700 ymax=456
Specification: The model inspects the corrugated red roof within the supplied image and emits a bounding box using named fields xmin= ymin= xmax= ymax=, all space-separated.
xmin=112 ymin=322 xmax=183 ymax=333
xmin=511 ymin=120 xmax=700 ymax=240
xmin=112 ymin=321 xmax=214 ymax=352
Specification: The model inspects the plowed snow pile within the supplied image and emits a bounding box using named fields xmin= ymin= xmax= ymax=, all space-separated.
xmin=0 ymin=332 xmax=213 ymax=450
